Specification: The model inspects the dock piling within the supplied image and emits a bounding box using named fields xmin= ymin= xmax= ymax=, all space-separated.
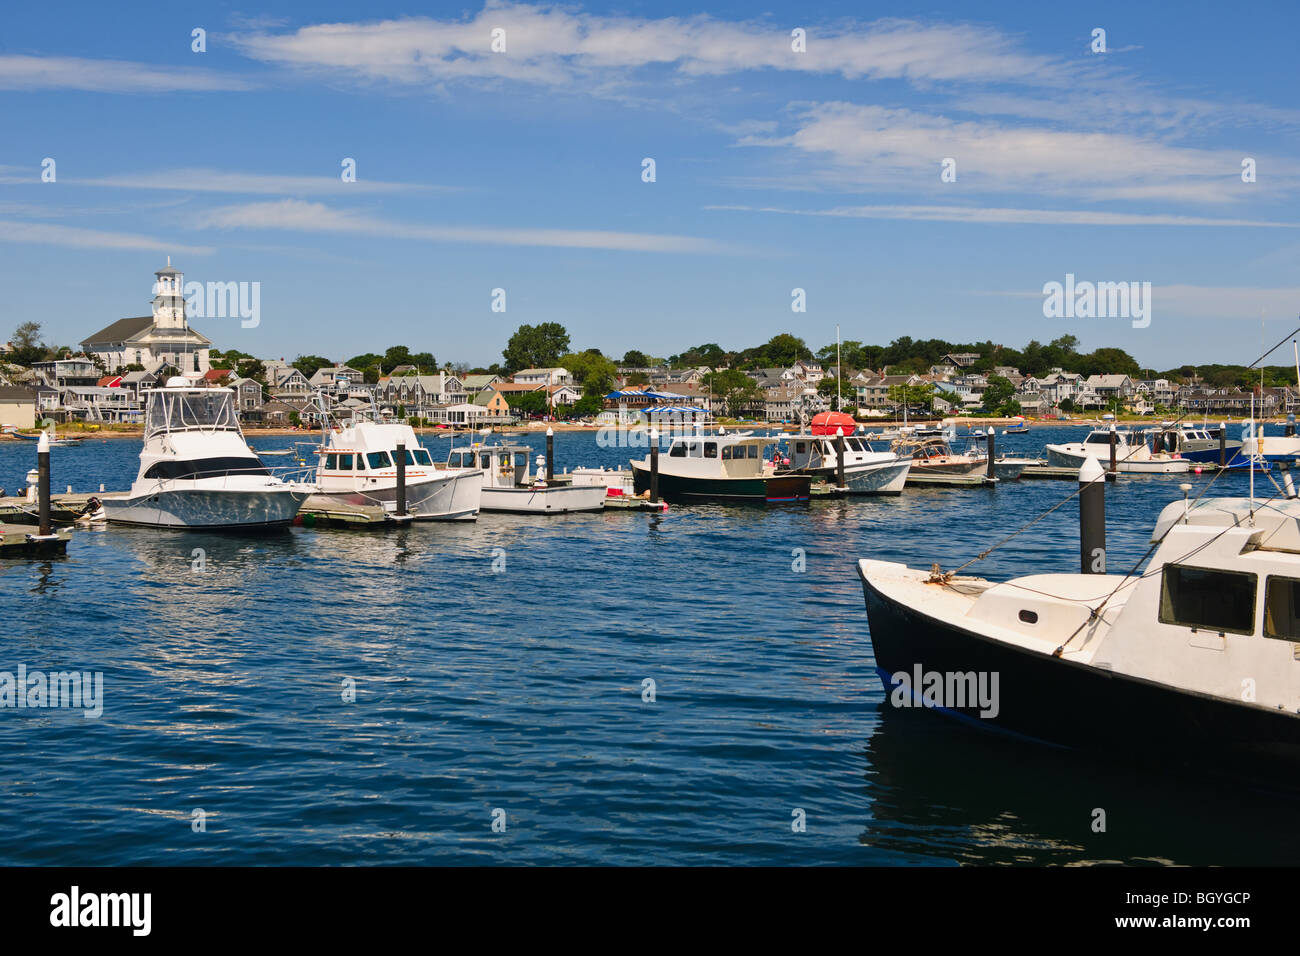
xmin=835 ymin=427 xmax=846 ymax=490
xmin=985 ymin=431 xmax=996 ymax=481
xmin=38 ymin=431 xmax=51 ymax=536
xmin=1108 ymin=425 xmax=1117 ymax=474
xmin=395 ymin=442 xmax=407 ymax=515
xmin=1219 ymin=423 xmax=1227 ymax=467
xmin=546 ymin=427 xmax=555 ymax=483
xmin=649 ymin=428 xmax=660 ymax=503
xmin=1079 ymin=457 xmax=1106 ymax=574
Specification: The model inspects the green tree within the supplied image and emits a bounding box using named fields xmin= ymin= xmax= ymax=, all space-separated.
xmin=559 ymin=350 xmax=617 ymax=400
xmin=703 ymin=368 xmax=762 ymax=417
xmin=981 ymin=375 xmax=1016 ymax=412
xmin=9 ymin=322 xmax=48 ymax=366
xmin=622 ymin=349 xmax=650 ymax=367
xmin=506 ymin=389 xmax=550 ymax=417
xmin=502 ymin=323 xmax=571 ymax=372
xmin=293 ymin=354 xmax=333 ymax=380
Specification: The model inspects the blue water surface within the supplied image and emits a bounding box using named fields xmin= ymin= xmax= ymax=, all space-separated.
xmin=0 ymin=426 xmax=1295 ymax=865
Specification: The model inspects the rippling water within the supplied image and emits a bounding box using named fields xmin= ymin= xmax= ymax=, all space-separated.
xmin=1 ymin=427 xmax=1296 ymax=865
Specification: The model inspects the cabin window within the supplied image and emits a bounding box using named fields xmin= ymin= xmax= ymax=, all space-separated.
xmin=1159 ymin=564 xmax=1257 ymax=635
xmin=367 ymin=451 xmax=391 ymax=469
xmin=480 ymin=454 xmax=492 ymax=469
xmin=794 ymin=442 xmax=807 ymax=454
xmin=1085 ymin=433 xmax=1113 ymax=445
xmin=703 ymin=442 xmax=717 ymax=458
xmin=355 ymin=455 xmax=367 ymax=470
xmin=748 ymin=445 xmax=759 ymax=459
xmin=413 ymin=449 xmax=433 ymax=466
xmin=338 ymin=454 xmax=353 ymax=470
xmin=1018 ymin=610 xmax=1038 ymax=624
xmin=324 ymin=454 xmax=338 ymax=470
xmin=1263 ymin=576 xmax=1300 ymax=641
xmin=721 ymin=446 xmax=733 ymax=460
xmin=669 ymin=443 xmax=686 ymax=458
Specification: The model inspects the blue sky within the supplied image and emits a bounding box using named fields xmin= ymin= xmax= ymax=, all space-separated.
xmin=3 ymin=1 xmax=1298 ymax=370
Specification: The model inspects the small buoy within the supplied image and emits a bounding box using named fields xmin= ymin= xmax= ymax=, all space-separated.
xmin=1194 ymin=466 xmax=1203 ymax=474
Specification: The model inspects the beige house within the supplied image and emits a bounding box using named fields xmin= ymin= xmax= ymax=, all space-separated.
xmin=0 ymin=386 xmax=37 ymax=428
xmin=80 ymin=260 xmax=212 ymax=375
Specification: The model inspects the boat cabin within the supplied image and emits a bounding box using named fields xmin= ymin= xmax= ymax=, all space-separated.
xmin=448 ymin=444 xmax=535 ymax=488
xmin=660 ymin=434 xmax=773 ymax=476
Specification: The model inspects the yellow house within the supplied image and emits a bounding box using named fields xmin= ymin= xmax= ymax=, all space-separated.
xmin=475 ymin=388 xmax=512 ymax=417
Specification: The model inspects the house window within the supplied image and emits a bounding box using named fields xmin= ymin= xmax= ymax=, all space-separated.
xmin=1159 ymin=564 xmax=1257 ymax=635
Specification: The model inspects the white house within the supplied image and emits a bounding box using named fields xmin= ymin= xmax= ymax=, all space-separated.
xmin=80 ymin=259 xmax=212 ymax=375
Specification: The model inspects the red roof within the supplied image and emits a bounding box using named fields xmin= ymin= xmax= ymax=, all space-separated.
xmin=97 ymin=376 xmax=122 ymax=388
xmin=203 ymin=369 xmax=234 ymax=382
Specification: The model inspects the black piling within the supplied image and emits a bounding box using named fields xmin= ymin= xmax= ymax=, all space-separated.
xmin=546 ymin=427 xmax=555 ymax=483
xmin=649 ymin=430 xmax=660 ymax=503
xmin=1079 ymin=457 xmax=1106 ymax=574
xmin=985 ymin=430 xmax=996 ymax=481
xmin=836 ymin=428 xmax=847 ymax=490
xmin=38 ymin=433 xmax=51 ymax=537
xmin=395 ymin=442 xmax=407 ymax=515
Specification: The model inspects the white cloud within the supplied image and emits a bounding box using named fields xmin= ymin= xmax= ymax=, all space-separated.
xmin=708 ymin=202 xmax=1300 ymax=228
xmin=197 ymin=199 xmax=737 ymax=253
xmin=79 ymin=169 xmax=442 ymax=195
xmin=232 ymin=6 xmax=1069 ymax=89
xmin=0 ymin=55 xmax=253 ymax=92
xmin=738 ymin=103 xmax=1292 ymax=204
xmin=0 ymin=219 xmax=213 ymax=254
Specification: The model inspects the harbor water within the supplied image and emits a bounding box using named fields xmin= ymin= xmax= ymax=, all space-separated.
xmin=1 ymin=426 xmax=1296 ymax=865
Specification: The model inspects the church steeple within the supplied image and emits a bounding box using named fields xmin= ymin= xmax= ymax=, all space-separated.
xmin=152 ymin=256 xmax=186 ymax=330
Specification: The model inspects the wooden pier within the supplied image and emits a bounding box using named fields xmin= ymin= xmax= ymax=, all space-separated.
xmin=0 ymin=523 xmax=70 ymax=556
xmin=905 ymin=473 xmax=998 ymax=488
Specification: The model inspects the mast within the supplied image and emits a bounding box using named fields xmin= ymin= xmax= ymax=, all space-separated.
xmin=836 ymin=324 xmax=842 ymax=413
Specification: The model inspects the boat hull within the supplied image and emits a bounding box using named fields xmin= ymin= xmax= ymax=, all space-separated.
xmin=631 ymin=465 xmax=812 ymax=503
xmin=479 ymin=483 xmax=607 ymax=514
xmin=800 ymin=459 xmax=910 ymax=495
xmin=1045 ymin=444 xmax=1190 ymax=473
xmin=101 ymin=487 xmax=309 ymax=530
xmin=859 ymin=565 xmax=1300 ymax=787
xmin=313 ymin=470 xmax=482 ymax=520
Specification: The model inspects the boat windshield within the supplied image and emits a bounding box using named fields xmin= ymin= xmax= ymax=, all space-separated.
xmin=145 ymin=389 xmax=239 ymax=439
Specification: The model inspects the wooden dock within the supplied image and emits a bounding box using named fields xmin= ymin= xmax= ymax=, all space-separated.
xmin=905 ymin=473 xmax=998 ymax=488
xmin=297 ymin=495 xmax=411 ymax=528
xmin=0 ymin=492 xmax=110 ymax=524
xmin=1019 ymin=463 xmax=1118 ymax=482
xmin=0 ymin=523 xmax=71 ymax=556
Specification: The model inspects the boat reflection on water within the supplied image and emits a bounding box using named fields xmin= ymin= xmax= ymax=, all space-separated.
xmin=860 ymin=707 xmax=1300 ymax=865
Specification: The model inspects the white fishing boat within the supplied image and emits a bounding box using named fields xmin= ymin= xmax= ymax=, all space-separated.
xmin=101 ymin=378 xmax=311 ymax=530
xmin=445 ymin=443 xmax=607 ymax=513
xmin=858 ymin=484 xmax=1300 ymax=788
xmin=782 ymin=425 xmax=911 ymax=495
xmin=1045 ymin=427 xmax=1190 ymax=474
xmin=313 ymin=419 xmax=482 ymax=520
xmin=629 ymin=432 xmax=814 ymax=503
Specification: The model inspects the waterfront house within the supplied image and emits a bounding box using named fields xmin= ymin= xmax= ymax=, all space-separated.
xmin=265 ymin=363 xmax=313 ymax=401
xmin=513 ymin=367 xmax=571 ymax=387
xmin=80 ymin=260 xmax=212 ymax=375
xmin=0 ymin=386 xmax=37 ymax=429
xmin=32 ymin=357 xmax=100 ymax=387
xmin=231 ymin=377 xmax=265 ymax=421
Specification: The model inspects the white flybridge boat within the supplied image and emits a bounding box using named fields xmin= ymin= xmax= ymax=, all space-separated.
xmin=314 ymin=419 xmax=482 ymax=520
xmin=1045 ymin=426 xmax=1190 ymax=474
xmin=859 ymin=465 xmax=1300 ymax=788
xmin=444 ymin=442 xmax=607 ymax=513
xmin=102 ymin=378 xmax=311 ymax=530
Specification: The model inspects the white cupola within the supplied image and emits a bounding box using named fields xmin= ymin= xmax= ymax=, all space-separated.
xmin=152 ymin=256 xmax=186 ymax=330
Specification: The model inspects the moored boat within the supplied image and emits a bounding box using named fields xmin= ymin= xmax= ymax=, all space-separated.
xmin=1045 ymin=427 xmax=1190 ymax=474
xmin=313 ymin=419 xmax=482 ymax=520
xmin=781 ymin=431 xmax=911 ymax=495
xmin=101 ymin=378 xmax=311 ymax=530
xmin=857 ymin=490 xmax=1300 ymax=788
xmin=630 ymin=432 xmax=812 ymax=503
xmin=445 ymin=443 xmax=607 ymax=513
